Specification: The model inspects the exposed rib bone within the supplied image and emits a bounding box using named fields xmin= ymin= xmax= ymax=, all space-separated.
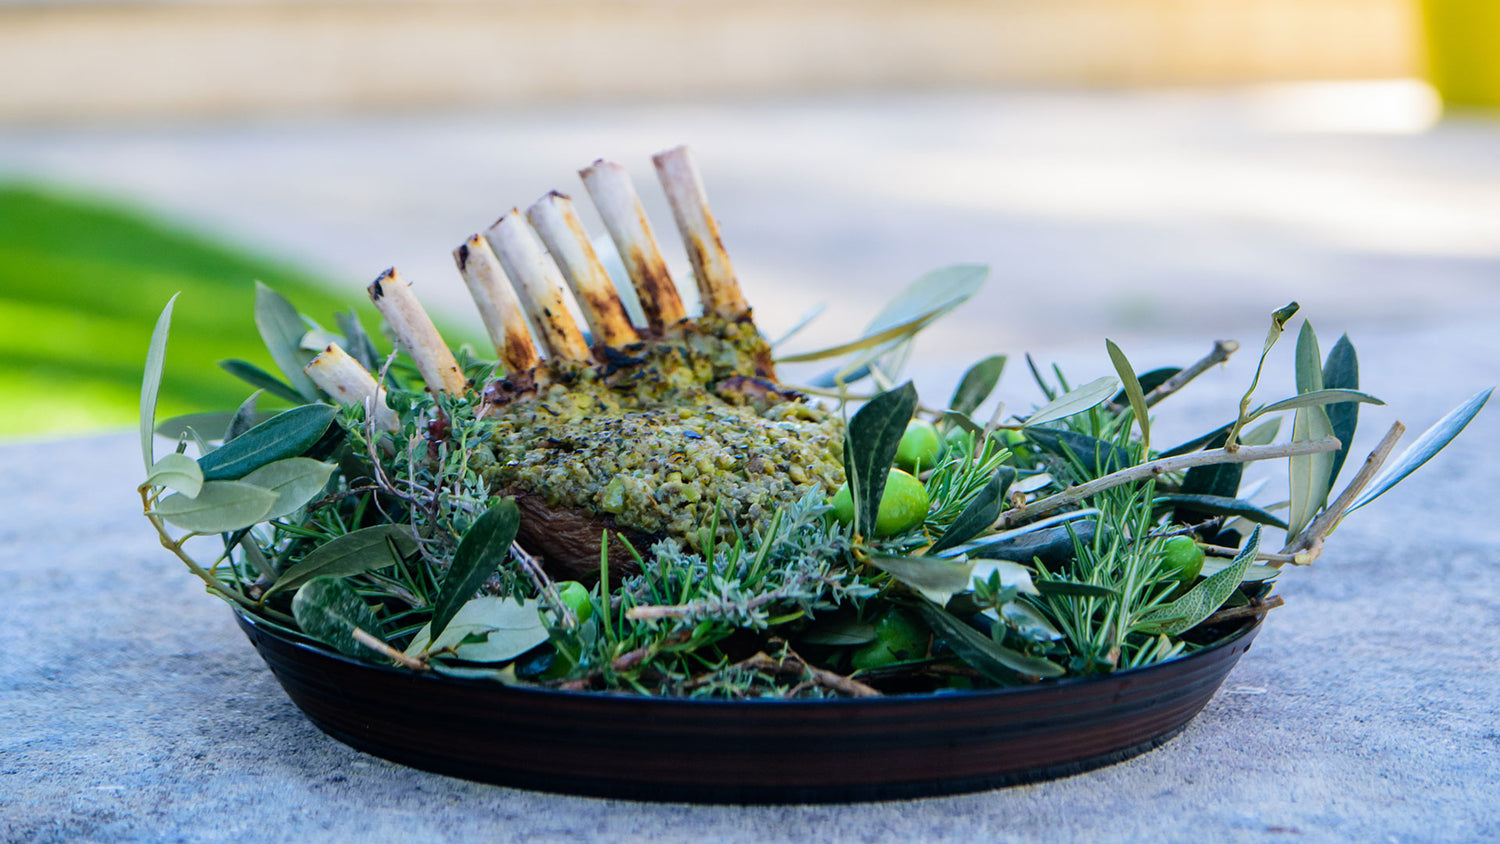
xmin=366 ymin=268 xmax=468 ymax=395
xmin=304 ymin=343 xmax=398 ymax=431
xmin=652 ymin=145 xmax=748 ymax=319
xmin=578 ymin=159 xmax=687 ymax=334
xmin=485 ymin=211 xmax=593 ymax=362
xmin=453 ymin=234 xmax=542 ymax=374
xmin=526 ymin=191 xmax=640 ymax=349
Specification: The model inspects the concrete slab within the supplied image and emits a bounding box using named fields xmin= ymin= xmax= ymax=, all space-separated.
xmin=1 ymin=316 xmax=1496 ymax=842
xmin=2 ymin=90 xmax=1498 ymax=841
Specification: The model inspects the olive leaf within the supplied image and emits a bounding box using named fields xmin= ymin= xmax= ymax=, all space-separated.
xmin=912 ymin=600 xmax=1065 ymax=680
xmin=1248 ymin=389 xmax=1383 ymax=420
xmin=1034 ymin=579 xmax=1118 ymax=599
xmin=1025 ymin=428 xmax=1131 ymax=476
xmin=156 ymin=410 xmax=275 ymax=441
xmin=404 ymin=596 xmax=547 ymax=663
xmin=968 ymin=559 xmax=1040 ymax=595
xmin=777 ymin=265 xmax=986 ymax=364
xmin=292 ymin=576 xmax=386 ymax=661
xmin=868 ymin=554 xmax=976 ymax=606
xmin=239 ymin=534 xmax=277 ymax=580
xmin=938 ymin=410 xmax=984 ymax=436
xmin=1106 ymin=339 xmax=1150 ymax=454
xmin=769 ymin=301 xmax=828 ymax=349
xmin=1153 ymin=494 xmax=1288 ymax=530
xmin=1322 ymin=334 xmax=1361 ymax=488
xmin=799 ymin=618 xmax=878 ymax=646
xmin=844 ymin=382 xmax=918 ymax=538
xmin=335 ymin=309 xmax=384 ymax=374
xmin=1228 ymin=302 xmax=1299 ymax=448
xmin=429 ymin=498 xmax=521 ymax=643
xmin=930 ymin=467 xmax=1015 ymax=553
xmin=1135 ymin=526 xmax=1261 ymax=636
xmin=218 ymin=359 xmax=307 ymax=404
xmin=1200 ymin=557 xmax=1279 ymax=583
xmin=949 ymin=355 xmax=1007 ymax=417
xmin=1175 ymin=418 xmax=1281 ymax=522
xmin=1287 ymin=321 xmax=1334 ymax=540
xmin=225 ymin=391 xmax=264 ymax=443
xmin=144 ymin=453 xmax=203 ymax=498
xmin=240 ymin=458 xmax=337 ymax=520
xmin=1022 ymin=376 xmax=1119 ymax=428
xmin=197 ymin=404 xmax=336 ymax=481
xmin=1345 ymin=387 xmax=1494 ymax=516
xmin=254 ymin=281 xmax=320 ymax=401
xmin=968 ymin=519 xmax=1099 ymax=569
xmin=1111 ymin=367 xmax=1180 ymax=406
xmin=266 ymin=524 xmax=417 ymax=597
xmin=1025 ymin=353 xmax=1057 ymax=402
xmin=155 ymin=480 xmax=277 ymax=533
xmin=140 ymin=294 xmax=179 ymax=470
xmin=996 ymin=602 xmax=1063 ymax=641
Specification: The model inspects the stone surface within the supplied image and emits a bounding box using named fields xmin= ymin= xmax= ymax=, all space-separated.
xmin=2 ymin=318 xmax=1496 ymax=843
xmin=2 ymin=90 xmax=1499 ymax=841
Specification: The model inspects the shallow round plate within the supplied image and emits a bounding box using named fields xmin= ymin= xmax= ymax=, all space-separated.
xmin=234 ymin=610 xmax=1260 ymax=803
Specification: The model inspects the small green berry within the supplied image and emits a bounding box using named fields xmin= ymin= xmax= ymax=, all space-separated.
xmin=831 ymin=484 xmax=855 ymax=524
xmin=555 ymin=580 xmax=593 ymax=624
xmin=876 ymin=470 xmax=930 ymax=536
xmin=851 ymin=609 xmax=929 ymax=670
xmin=1161 ymin=536 xmax=1205 ymax=583
xmin=829 ymin=469 xmax=931 ymax=536
xmin=895 ymin=420 xmax=941 ymax=473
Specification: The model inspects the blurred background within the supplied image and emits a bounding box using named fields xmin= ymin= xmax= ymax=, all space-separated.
xmin=1 ymin=0 xmax=1497 ymax=439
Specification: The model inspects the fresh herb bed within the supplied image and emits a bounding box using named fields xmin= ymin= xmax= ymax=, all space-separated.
xmin=136 ymin=152 xmax=1491 ymax=704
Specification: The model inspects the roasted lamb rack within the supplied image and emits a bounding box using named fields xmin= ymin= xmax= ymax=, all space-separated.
xmin=306 ymin=146 xmax=844 ymax=582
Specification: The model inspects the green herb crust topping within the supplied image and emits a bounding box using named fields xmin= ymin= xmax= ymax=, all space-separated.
xmin=474 ymin=313 xmax=845 ymax=549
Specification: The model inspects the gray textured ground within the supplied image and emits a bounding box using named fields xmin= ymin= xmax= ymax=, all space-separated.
xmin=3 ymin=88 xmax=1500 ymax=842
xmin=3 ymin=320 xmax=1497 ymax=843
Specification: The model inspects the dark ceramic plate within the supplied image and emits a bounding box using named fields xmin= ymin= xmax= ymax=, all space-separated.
xmin=234 ymin=610 xmax=1261 ymax=803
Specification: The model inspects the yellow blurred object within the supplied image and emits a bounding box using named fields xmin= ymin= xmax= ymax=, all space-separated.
xmin=1421 ymin=0 xmax=1500 ymax=108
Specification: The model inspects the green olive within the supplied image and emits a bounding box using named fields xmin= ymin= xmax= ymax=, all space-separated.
xmin=942 ymin=427 xmax=975 ymax=457
xmin=555 ymin=580 xmax=594 ymax=624
xmin=831 ymin=483 xmax=855 ymax=524
xmin=851 ymin=608 xmax=929 ymax=670
xmin=895 ymin=420 xmax=941 ymax=473
xmin=1161 ymin=535 xmax=1205 ymax=583
xmin=945 ymin=427 xmax=1023 ymax=458
xmin=876 ymin=470 xmax=930 ymax=535
xmin=830 ymin=469 xmax=931 ymax=536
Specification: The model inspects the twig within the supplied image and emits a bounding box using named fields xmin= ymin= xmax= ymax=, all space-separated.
xmin=687 ymin=650 xmax=880 ymax=698
xmin=1101 ymin=340 xmax=1239 ymax=416
xmin=994 ymin=436 xmax=1341 ymax=529
xmin=1145 ymin=340 xmax=1240 ymax=408
xmin=1277 ymin=421 xmax=1406 ymax=564
xmin=141 ymin=487 xmax=257 ymax=612
xmin=510 ymin=541 xmax=577 ymax=629
xmin=1200 ymin=544 xmax=1300 ymax=564
xmin=1202 ymin=595 xmax=1285 ymax=626
xmin=627 ymin=590 xmax=781 ymax=622
xmin=352 ymin=627 xmax=429 ymax=671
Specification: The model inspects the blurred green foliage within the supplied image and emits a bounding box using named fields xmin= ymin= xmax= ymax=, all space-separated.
xmin=0 ymin=185 xmax=378 ymax=439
